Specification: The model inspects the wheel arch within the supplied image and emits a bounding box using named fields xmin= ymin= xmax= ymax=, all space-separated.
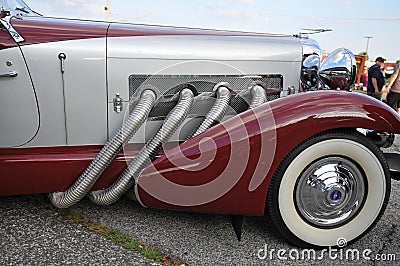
xmin=260 ymin=91 xmax=399 ymax=215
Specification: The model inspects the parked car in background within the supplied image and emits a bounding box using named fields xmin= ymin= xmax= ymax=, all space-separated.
xmin=1 ymin=0 xmax=399 ymax=248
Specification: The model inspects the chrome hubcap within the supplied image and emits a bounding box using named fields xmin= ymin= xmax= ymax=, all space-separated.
xmin=295 ymin=157 xmax=366 ymax=227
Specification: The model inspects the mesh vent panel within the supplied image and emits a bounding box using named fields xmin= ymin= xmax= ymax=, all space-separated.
xmin=128 ymin=74 xmax=283 ymax=118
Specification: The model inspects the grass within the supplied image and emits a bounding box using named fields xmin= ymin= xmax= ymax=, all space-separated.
xmin=56 ymin=208 xmax=165 ymax=260
xmin=26 ymin=195 xmax=185 ymax=266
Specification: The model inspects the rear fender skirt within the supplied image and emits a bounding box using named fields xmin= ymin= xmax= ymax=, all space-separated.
xmin=137 ymin=91 xmax=400 ymax=215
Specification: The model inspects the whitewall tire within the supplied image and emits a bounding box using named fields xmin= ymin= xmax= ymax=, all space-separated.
xmin=267 ymin=130 xmax=391 ymax=248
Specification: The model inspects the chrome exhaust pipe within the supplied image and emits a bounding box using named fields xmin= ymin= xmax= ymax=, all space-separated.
xmin=192 ymin=82 xmax=231 ymax=137
xmin=49 ymin=89 xmax=157 ymax=208
xmin=248 ymin=84 xmax=266 ymax=109
xmin=89 ymin=88 xmax=194 ymax=205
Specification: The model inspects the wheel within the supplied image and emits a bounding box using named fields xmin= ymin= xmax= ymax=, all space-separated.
xmin=267 ymin=129 xmax=391 ymax=248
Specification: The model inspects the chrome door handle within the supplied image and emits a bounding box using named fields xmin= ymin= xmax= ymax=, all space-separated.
xmin=0 ymin=71 xmax=18 ymax=78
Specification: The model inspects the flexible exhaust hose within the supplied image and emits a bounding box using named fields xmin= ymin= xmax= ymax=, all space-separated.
xmin=192 ymin=84 xmax=231 ymax=137
xmin=130 ymin=83 xmax=262 ymax=203
xmin=49 ymin=89 xmax=157 ymax=208
xmin=89 ymin=88 xmax=194 ymax=205
xmin=128 ymin=84 xmax=231 ymax=202
xmin=130 ymin=83 xmax=260 ymax=203
xmin=248 ymin=85 xmax=266 ymax=109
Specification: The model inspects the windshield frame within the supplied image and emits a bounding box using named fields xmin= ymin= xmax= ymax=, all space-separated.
xmin=1 ymin=0 xmax=38 ymax=17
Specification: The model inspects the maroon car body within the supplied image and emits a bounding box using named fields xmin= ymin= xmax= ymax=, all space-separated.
xmin=1 ymin=0 xmax=399 ymax=248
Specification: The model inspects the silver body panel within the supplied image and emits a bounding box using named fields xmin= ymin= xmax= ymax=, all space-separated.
xmin=1 ymin=25 xmax=303 ymax=148
xmin=19 ymin=38 xmax=108 ymax=147
xmin=108 ymin=35 xmax=302 ymax=101
xmin=0 ymin=46 xmax=39 ymax=147
xmin=107 ymin=35 xmax=302 ymax=139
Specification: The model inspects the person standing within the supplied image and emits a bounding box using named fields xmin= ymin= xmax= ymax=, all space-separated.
xmin=360 ymin=66 xmax=368 ymax=90
xmin=386 ymin=63 xmax=400 ymax=114
xmin=367 ymin=57 xmax=386 ymax=99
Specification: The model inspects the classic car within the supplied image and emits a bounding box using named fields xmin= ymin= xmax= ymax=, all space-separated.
xmin=1 ymin=0 xmax=400 ymax=248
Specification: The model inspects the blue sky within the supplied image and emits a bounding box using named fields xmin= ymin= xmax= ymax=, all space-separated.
xmin=26 ymin=0 xmax=400 ymax=62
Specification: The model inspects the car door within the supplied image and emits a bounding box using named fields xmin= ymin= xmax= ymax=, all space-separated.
xmin=0 ymin=25 xmax=39 ymax=147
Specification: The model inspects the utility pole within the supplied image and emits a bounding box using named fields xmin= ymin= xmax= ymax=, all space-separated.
xmin=105 ymin=0 xmax=110 ymax=22
xmin=364 ymin=36 xmax=373 ymax=58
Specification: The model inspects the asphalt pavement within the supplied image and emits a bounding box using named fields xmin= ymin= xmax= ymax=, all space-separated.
xmin=1 ymin=136 xmax=399 ymax=266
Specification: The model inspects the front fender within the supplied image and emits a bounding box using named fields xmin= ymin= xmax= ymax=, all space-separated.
xmin=137 ymin=91 xmax=400 ymax=215
xmin=271 ymin=90 xmax=400 ymax=147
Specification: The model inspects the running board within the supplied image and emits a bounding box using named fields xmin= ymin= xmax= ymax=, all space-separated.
xmin=384 ymin=153 xmax=400 ymax=180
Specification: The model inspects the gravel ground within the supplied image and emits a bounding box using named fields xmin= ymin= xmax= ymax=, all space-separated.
xmin=1 ymin=136 xmax=399 ymax=266
xmin=72 ymin=182 xmax=400 ymax=266
xmin=0 ymin=196 xmax=154 ymax=265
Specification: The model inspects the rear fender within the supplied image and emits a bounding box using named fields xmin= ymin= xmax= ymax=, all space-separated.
xmin=137 ymin=91 xmax=400 ymax=215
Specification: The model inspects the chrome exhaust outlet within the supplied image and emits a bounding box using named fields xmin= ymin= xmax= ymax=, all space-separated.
xmin=192 ymin=82 xmax=232 ymax=137
xmin=248 ymin=84 xmax=266 ymax=109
